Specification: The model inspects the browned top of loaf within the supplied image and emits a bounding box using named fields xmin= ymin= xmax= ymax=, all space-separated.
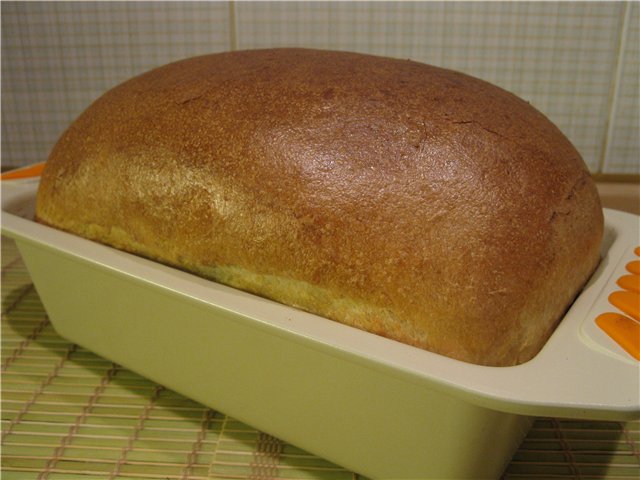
xmin=37 ymin=48 xmax=603 ymax=366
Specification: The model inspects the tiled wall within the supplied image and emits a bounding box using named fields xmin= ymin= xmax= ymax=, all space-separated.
xmin=2 ymin=1 xmax=638 ymax=175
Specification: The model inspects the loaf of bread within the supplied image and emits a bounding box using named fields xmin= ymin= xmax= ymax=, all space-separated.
xmin=35 ymin=48 xmax=603 ymax=366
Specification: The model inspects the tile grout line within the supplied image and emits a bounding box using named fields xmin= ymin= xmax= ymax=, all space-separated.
xmin=228 ymin=0 xmax=238 ymax=51
xmin=598 ymin=1 xmax=631 ymax=175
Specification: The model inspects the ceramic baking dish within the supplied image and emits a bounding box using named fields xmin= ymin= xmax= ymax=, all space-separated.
xmin=2 ymin=176 xmax=639 ymax=479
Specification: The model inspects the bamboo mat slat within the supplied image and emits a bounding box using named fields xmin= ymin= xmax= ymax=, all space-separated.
xmin=2 ymin=237 xmax=639 ymax=479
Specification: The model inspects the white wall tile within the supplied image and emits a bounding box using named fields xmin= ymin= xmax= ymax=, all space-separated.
xmin=2 ymin=1 xmax=637 ymax=176
xmin=234 ymin=1 xmax=628 ymax=173
xmin=1 ymin=1 xmax=231 ymax=167
xmin=603 ymin=2 xmax=640 ymax=175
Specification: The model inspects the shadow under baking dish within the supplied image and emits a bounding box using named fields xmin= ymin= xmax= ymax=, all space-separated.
xmin=2 ymin=178 xmax=639 ymax=479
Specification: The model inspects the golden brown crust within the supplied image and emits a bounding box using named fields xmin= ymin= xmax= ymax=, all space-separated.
xmin=35 ymin=48 xmax=603 ymax=366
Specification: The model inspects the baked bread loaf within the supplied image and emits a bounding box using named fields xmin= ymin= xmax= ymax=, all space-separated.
xmin=35 ymin=48 xmax=603 ymax=366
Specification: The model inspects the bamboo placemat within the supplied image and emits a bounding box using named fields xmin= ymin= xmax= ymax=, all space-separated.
xmin=2 ymin=237 xmax=639 ymax=479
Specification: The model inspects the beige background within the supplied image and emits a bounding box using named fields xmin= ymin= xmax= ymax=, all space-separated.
xmin=2 ymin=1 xmax=639 ymax=176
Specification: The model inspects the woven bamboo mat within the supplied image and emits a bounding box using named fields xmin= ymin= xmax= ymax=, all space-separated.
xmin=2 ymin=237 xmax=639 ymax=479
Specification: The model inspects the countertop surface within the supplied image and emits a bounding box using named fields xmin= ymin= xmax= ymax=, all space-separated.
xmin=596 ymin=182 xmax=640 ymax=215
